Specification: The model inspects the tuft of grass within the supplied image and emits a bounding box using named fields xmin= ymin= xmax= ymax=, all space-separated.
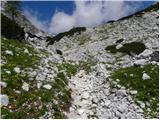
xmin=110 ymin=64 xmax=159 ymax=118
xmin=78 ymin=59 xmax=96 ymax=74
xmin=57 ymin=63 xmax=77 ymax=78
xmin=105 ymin=42 xmax=146 ymax=56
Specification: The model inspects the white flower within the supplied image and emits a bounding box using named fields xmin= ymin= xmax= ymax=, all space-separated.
xmin=134 ymin=59 xmax=147 ymax=66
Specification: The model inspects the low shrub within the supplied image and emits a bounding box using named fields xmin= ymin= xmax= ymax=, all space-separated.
xmin=105 ymin=42 xmax=146 ymax=55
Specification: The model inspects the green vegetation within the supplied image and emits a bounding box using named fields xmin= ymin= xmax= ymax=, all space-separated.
xmin=47 ymin=27 xmax=86 ymax=45
xmin=111 ymin=64 xmax=159 ymax=118
xmin=1 ymin=14 xmax=25 ymax=41
xmin=1 ymin=39 xmax=72 ymax=119
xmin=78 ymin=59 xmax=96 ymax=74
xmin=1 ymin=39 xmax=40 ymax=69
xmin=57 ymin=63 xmax=77 ymax=78
xmin=105 ymin=42 xmax=146 ymax=56
xmin=57 ymin=58 xmax=96 ymax=78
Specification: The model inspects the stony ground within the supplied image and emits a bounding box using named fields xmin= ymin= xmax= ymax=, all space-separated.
xmin=1 ymin=4 xmax=159 ymax=119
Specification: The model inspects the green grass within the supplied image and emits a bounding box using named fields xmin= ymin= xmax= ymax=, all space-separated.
xmin=65 ymin=57 xmax=96 ymax=74
xmin=1 ymin=39 xmax=72 ymax=119
xmin=110 ymin=64 xmax=159 ymax=118
xmin=105 ymin=42 xmax=146 ymax=56
xmin=57 ymin=63 xmax=77 ymax=78
xmin=78 ymin=59 xmax=96 ymax=74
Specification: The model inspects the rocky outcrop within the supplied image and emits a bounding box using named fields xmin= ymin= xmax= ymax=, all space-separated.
xmin=1 ymin=1 xmax=46 ymax=35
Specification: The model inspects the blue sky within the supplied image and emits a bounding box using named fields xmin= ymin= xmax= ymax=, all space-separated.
xmin=22 ymin=1 xmax=75 ymax=24
xmin=21 ymin=1 xmax=156 ymax=34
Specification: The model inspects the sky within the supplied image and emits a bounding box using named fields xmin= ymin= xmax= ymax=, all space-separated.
xmin=21 ymin=1 xmax=156 ymax=35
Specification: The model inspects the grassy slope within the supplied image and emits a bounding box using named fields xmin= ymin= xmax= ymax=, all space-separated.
xmin=1 ymin=39 xmax=77 ymax=119
xmin=110 ymin=64 xmax=159 ymax=118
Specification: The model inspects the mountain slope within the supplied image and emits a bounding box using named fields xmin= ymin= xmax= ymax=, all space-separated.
xmin=1 ymin=2 xmax=159 ymax=119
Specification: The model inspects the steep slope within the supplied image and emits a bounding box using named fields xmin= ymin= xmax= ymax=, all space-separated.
xmin=1 ymin=1 xmax=46 ymax=35
xmin=1 ymin=2 xmax=159 ymax=119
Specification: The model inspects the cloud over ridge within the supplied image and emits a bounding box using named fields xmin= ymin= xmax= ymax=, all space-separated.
xmin=24 ymin=1 xmax=147 ymax=34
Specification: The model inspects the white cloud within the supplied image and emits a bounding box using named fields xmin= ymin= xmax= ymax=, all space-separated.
xmin=24 ymin=1 xmax=150 ymax=34
xmin=23 ymin=10 xmax=48 ymax=32
xmin=48 ymin=1 xmax=137 ymax=34
xmin=49 ymin=11 xmax=75 ymax=34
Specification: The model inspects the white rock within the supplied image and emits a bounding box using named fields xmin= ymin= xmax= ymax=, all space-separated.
xmin=130 ymin=90 xmax=138 ymax=95
xmin=142 ymin=73 xmax=150 ymax=80
xmin=29 ymin=71 xmax=37 ymax=78
xmin=104 ymin=100 xmax=111 ymax=106
xmin=22 ymin=82 xmax=29 ymax=91
xmin=36 ymin=74 xmax=46 ymax=81
xmin=5 ymin=50 xmax=13 ymax=56
xmin=134 ymin=59 xmax=147 ymax=66
xmin=117 ymin=104 xmax=126 ymax=113
xmin=145 ymin=43 xmax=152 ymax=49
xmin=24 ymin=49 xmax=29 ymax=54
xmin=43 ymin=84 xmax=52 ymax=90
xmin=13 ymin=67 xmax=21 ymax=74
xmin=82 ymin=92 xmax=89 ymax=99
xmin=25 ymin=33 xmax=29 ymax=40
xmin=116 ymin=44 xmax=123 ymax=49
xmin=116 ymin=111 xmax=122 ymax=118
xmin=139 ymin=49 xmax=153 ymax=57
xmin=36 ymin=32 xmax=43 ymax=37
xmin=0 ymin=94 xmax=9 ymax=106
xmin=0 ymin=82 xmax=7 ymax=88
xmin=116 ymin=89 xmax=126 ymax=96
xmin=77 ymin=109 xmax=84 ymax=115
xmin=140 ymin=102 xmax=145 ymax=108
xmin=137 ymin=108 xmax=143 ymax=113
xmin=69 ymin=107 xmax=75 ymax=112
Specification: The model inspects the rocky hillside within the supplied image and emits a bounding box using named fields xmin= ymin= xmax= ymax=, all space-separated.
xmin=1 ymin=2 xmax=159 ymax=119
